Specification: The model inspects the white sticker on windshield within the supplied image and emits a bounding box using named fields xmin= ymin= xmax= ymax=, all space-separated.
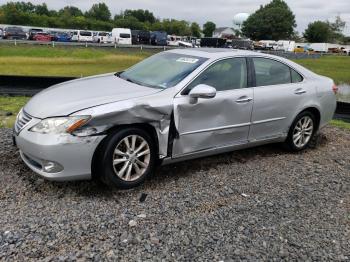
xmin=176 ymin=57 xmax=199 ymax=64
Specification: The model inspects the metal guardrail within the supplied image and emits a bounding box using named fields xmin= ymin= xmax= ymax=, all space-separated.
xmin=0 ymin=75 xmax=77 ymax=96
xmin=0 ymin=39 xmax=175 ymax=51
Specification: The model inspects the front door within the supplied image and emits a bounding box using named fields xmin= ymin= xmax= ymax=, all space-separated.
xmin=172 ymin=57 xmax=254 ymax=157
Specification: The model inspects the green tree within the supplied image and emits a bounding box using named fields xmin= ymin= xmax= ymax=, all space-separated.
xmin=203 ymin=21 xmax=216 ymax=37
xmin=34 ymin=3 xmax=49 ymax=16
xmin=0 ymin=3 xmax=31 ymax=25
xmin=58 ymin=6 xmax=83 ymax=17
xmin=190 ymin=22 xmax=201 ymax=37
xmin=86 ymin=3 xmax=111 ymax=21
xmin=11 ymin=2 xmax=35 ymax=13
xmin=161 ymin=19 xmax=191 ymax=35
xmin=114 ymin=16 xmax=146 ymax=30
xmin=328 ymin=16 xmax=346 ymax=43
xmin=242 ymin=0 xmax=296 ymax=40
xmin=123 ymin=9 xmax=156 ymax=24
xmin=303 ymin=21 xmax=331 ymax=42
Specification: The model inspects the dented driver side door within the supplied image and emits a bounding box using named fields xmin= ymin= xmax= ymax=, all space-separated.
xmin=172 ymin=57 xmax=254 ymax=157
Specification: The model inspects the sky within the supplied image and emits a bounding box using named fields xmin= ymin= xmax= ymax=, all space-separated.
xmin=1 ymin=0 xmax=350 ymax=35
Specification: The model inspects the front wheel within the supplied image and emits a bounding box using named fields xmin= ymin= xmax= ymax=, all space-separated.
xmin=285 ymin=111 xmax=316 ymax=151
xmin=96 ymin=127 xmax=157 ymax=189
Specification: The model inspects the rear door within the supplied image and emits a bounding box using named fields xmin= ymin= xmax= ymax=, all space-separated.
xmin=172 ymin=57 xmax=254 ymax=157
xmin=249 ymin=57 xmax=313 ymax=141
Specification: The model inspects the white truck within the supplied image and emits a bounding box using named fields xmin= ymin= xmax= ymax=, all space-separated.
xmin=112 ymin=28 xmax=132 ymax=45
xmin=94 ymin=32 xmax=113 ymax=43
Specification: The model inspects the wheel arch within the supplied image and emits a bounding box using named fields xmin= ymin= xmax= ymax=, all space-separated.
xmin=299 ymin=107 xmax=321 ymax=130
xmin=289 ymin=106 xmax=321 ymax=133
xmin=91 ymin=123 xmax=160 ymax=180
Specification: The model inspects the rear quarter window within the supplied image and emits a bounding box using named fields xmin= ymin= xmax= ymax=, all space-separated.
xmin=291 ymin=69 xmax=303 ymax=83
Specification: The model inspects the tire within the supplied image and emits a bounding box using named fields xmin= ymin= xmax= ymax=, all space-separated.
xmin=285 ymin=111 xmax=317 ymax=151
xmin=96 ymin=127 xmax=157 ymax=189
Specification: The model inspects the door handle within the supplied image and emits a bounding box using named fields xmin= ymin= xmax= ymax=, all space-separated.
xmin=236 ymin=96 xmax=253 ymax=103
xmin=294 ymin=88 xmax=306 ymax=95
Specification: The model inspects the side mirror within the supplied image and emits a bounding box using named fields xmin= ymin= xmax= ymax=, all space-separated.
xmin=189 ymin=84 xmax=216 ymax=104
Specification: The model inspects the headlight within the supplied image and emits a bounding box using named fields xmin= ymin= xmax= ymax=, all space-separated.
xmin=29 ymin=116 xmax=90 ymax=134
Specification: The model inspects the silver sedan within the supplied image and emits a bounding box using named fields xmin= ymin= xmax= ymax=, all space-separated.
xmin=14 ymin=49 xmax=337 ymax=188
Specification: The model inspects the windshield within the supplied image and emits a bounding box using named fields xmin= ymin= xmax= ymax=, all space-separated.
xmin=119 ymin=52 xmax=207 ymax=89
xmin=7 ymin=27 xmax=23 ymax=32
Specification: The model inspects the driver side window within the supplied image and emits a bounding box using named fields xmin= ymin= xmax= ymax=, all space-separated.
xmin=186 ymin=58 xmax=247 ymax=93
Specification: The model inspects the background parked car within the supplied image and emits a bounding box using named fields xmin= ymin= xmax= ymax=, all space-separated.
xmin=48 ymin=31 xmax=59 ymax=41
xmin=150 ymin=31 xmax=167 ymax=46
xmin=200 ymin=37 xmax=226 ymax=48
xmin=0 ymin=28 xmax=3 ymax=39
xmin=3 ymin=26 xmax=26 ymax=40
xmin=33 ymin=32 xmax=51 ymax=42
xmin=71 ymin=30 xmax=93 ymax=42
xmin=231 ymin=39 xmax=254 ymax=50
xmin=55 ymin=32 xmax=71 ymax=42
xmin=341 ymin=48 xmax=350 ymax=56
xmin=28 ymin=28 xmax=43 ymax=40
xmin=131 ymin=30 xmax=151 ymax=45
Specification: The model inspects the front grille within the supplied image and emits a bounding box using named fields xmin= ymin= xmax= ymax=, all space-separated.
xmin=15 ymin=110 xmax=32 ymax=134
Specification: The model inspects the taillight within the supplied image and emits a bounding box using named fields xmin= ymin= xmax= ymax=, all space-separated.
xmin=332 ymin=84 xmax=338 ymax=94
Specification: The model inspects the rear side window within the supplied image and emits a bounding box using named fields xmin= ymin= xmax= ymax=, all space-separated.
xmin=253 ymin=58 xmax=291 ymax=86
xmin=291 ymin=69 xmax=303 ymax=83
xmin=187 ymin=58 xmax=247 ymax=92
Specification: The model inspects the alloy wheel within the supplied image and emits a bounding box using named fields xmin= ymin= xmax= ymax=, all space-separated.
xmin=292 ymin=116 xmax=314 ymax=148
xmin=112 ymin=135 xmax=151 ymax=181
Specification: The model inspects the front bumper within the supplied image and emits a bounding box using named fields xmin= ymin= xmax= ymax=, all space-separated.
xmin=14 ymin=118 xmax=106 ymax=181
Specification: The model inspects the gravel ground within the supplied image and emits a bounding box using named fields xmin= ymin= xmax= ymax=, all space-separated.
xmin=0 ymin=126 xmax=349 ymax=261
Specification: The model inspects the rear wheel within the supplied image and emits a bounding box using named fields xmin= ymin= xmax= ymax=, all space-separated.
xmin=97 ymin=127 xmax=156 ymax=189
xmin=285 ymin=111 xmax=316 ymax=151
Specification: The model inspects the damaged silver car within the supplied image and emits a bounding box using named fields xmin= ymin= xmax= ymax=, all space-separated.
xmin=13 ymin=49 xmax=337 ymax=188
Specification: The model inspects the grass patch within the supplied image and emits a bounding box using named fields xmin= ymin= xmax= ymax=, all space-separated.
xmin=294 ymin=56 xmax=350 ymax=85
xmin=330 ymin=119 xmax=350 ymax=130
xmin=0 ymin=45 xmax=349 ymax=83
xmin=0 ymin=45 xmax=156 ymax=77
xmin=0 ymin=96 xmax=30 ymax=128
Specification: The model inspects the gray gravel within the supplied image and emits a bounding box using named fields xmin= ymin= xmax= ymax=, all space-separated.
xmin=1 ymin=126 xmax=349 ymax=261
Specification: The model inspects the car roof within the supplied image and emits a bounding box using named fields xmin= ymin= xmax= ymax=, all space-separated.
xmin=167 ymin=48 xmax=319 ymax=78
xmin=167 ymin=48 xmax=258 ymax=59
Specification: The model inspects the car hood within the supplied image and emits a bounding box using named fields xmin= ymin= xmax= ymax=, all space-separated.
xmin=24 ymin=73 xmax=162 ymax=118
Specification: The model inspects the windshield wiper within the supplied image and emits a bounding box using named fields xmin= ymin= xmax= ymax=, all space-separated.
xmin=117 ymin=73 xmax=164 ymax=89
xmin=114 ymin=71 xmax=124 ymax=77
